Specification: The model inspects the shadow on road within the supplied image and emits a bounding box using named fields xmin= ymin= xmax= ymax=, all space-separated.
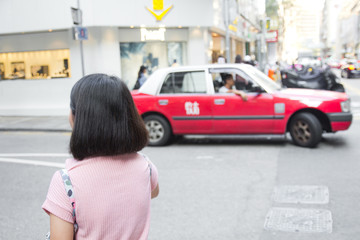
xmin=320 ymin=134 xmax=348 ymax=147
xmin=172 ymin=135 xmax=289 ymax=146
xmin=148 ymin=133 xmax=350 ymax=148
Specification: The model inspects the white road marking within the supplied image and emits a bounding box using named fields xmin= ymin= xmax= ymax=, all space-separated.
xmin=0 ymin=157 xmax=64 ymax=168
xmin=264 ymin=207 xmax=332 ymax=233
xmin=352 ymin=102 xmax=360 ymax=107
xmin=0 ymin=153 xmax=71 ymax=157
xmin=272 ymin=185 xmax=329 ymax=204
xmin=196 ymin=156 xmax=214 ymax=159
xmin=351 ymin=101 xmax=360 ymax=120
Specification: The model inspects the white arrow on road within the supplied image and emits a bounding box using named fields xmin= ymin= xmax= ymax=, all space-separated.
xmin=0 ymin=157 xmax=65 ymax=168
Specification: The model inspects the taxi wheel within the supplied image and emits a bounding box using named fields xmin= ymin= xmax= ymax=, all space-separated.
xmin=289 ymin=113 xmax=322 ymax=148
xmin=144 ymin=115 xmax=172 ymax=146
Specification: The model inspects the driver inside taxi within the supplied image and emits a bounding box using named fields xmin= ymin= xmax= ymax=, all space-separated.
xmin=218 ymin=73 xmax=248 ymax=101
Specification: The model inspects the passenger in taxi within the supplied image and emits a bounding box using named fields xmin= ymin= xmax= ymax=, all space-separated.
xmin=218 ymin=73 xmax=248 ymax=101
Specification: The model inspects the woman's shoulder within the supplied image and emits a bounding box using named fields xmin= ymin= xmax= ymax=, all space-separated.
xmin=65 ymin=153 xmax=147 ymax=169
xmin=65 ymin=158 xmax=80 ymax=169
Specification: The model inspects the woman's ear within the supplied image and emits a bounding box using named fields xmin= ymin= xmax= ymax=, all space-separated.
xmin=69 ymin=110 xmax=75 ymax=129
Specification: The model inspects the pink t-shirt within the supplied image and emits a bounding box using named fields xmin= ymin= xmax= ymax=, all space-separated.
xmin=42 ymin=153 xmax=158 ymax=240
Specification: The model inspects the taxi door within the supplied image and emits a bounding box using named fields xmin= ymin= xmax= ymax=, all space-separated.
xmin=210 ymin=68 xmax=276 ymax=134
xmin=157 ymin=70 xmax=213 ymax=134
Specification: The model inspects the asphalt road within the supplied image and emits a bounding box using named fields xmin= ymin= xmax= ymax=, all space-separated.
xmin=0 ymin=77 xmax=359 ymax=240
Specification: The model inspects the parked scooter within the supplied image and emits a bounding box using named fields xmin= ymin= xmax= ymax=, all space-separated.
xmin=280 ymin=65 xmax=345 ymax=92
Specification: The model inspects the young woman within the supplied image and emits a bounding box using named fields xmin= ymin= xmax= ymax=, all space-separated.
xmin=42 ymin=74 xmax=159 ymax=240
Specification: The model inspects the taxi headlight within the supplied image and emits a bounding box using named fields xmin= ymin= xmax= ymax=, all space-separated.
xmin=340 ymin=99 xmax=351 ymax=112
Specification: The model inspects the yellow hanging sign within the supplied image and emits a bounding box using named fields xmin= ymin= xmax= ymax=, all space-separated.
xmin=153 ymin=0 xmax=163 ymax=10
xmin=146 ymin=0 xmax=173 ymax=21
xmin=228 ymin=17 xmax=238 ymax=32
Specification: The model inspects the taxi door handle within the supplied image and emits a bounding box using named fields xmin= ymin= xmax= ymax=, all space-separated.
xmin=158 ymin=99 xmax=168 ymax=105
xmin=214 ymin=99 xmax=225 ymax=105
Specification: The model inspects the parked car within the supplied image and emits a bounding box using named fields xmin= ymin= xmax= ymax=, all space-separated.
xmin=341 ymin=60 xmax=360 ymax=78
xmin=131 ymin=64 xmax=352 ymax=148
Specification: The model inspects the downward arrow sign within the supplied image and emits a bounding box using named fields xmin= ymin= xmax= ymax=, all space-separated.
xmin=146 ymin=5 xmax=173 ymax=21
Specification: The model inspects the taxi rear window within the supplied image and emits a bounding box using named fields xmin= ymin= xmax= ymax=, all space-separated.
xmin=160 ymin=71 xmax=206 ymax=94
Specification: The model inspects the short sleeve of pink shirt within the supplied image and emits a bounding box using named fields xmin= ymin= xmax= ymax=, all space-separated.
xmin=42 ymin=153 xmax=158 ymax=239
xmin=42 ymin=170 xmax=74 ymax=223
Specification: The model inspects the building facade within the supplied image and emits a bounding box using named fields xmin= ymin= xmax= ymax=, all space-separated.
xmin=320 ymin=0 xmax=341 ymax=58
xmin=337 ymin=0 xmax=360 ymax=59
xmin=0 ymin=0 xmax=261 ymax=116
xmin=278 ymin=0 xmax=325 ymax=62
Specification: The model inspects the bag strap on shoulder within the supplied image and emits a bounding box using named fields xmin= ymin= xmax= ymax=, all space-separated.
xmin=59 ymin=169 xmax=78 ymax=233
xmin=139 ymin=153 xmax=152 ymax=177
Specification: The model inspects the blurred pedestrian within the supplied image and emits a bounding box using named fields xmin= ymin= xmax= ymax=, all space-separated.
xmin=217 ymin=55 xmax=226 ymax=64
xmin=137 ymin=65 xmax=147 ymax=88
xmin=42 ymin=73 xmax=159 ymax=239
xmin=235 ymin=54 xmax=242 ymax=63
xmin=171 ymin=59 xmax=179 ymax=67
xmin=243 ymin=55 xmax=253 ymax=65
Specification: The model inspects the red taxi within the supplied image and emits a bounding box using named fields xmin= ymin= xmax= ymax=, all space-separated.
xmin=131 ymin=64 xmax=352 ymax=148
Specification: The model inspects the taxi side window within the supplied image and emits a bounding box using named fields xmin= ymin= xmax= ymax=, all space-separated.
xmin=212 ymin=73 xmax=224 ymax=93
xmin=160 ymin=71 xmax=206 ymax=94
xmin=234 ymin=70 xmax=254 ymax=91
xmin=211 ymin=69 xmax=259 ymax=93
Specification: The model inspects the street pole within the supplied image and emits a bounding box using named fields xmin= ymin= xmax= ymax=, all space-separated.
xmin=260 ymin=17 xmax=267 ymax=72
xmin=224 ymin=0 xmax=230 ymax=62
xmin=257 ymin=34 xmax=262 ymax=68
xmin=78 ymin=0 xmax=85 ymax=77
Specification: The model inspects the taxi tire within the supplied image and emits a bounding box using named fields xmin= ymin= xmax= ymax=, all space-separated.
xmin=289 ymin=112 xmax=322 ymax=148
xmin=144 ymin=115 xmax=172 ymax=146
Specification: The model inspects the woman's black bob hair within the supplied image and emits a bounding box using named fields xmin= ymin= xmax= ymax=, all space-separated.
xmin=69 ymin=73 xmax=148 ymax=160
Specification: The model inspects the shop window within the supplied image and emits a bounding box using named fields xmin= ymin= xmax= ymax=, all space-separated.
xmin=0 ymin=49 xmax=71 ymax=80
xmin=120 ymin=42 xmax=186 ymax=88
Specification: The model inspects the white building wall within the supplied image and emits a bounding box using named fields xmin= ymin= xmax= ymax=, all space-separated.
xmin=0 ymin=31 xmax=70 ymax=53
xmin=0 ymin=0 xmax=214 ymax=34
xmin=82 ymin=27 xmax=121 ymax=77
xmin=188 ymin=27 xmax=209 ymax=65
xmin=0 ymin=0 xmax=76 ymax=34
xmin=84 ymin=0 xmax=214 ymax=27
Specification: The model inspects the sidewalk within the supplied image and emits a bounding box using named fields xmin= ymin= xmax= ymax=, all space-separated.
xmin=0 ymin=116 xmax=71 ymax=132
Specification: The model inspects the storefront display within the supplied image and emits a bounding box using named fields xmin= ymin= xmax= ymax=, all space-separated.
xmin=31 ymin=65 xmax=49 ymax=79
xmin=0 ymin=49 xmax=70 ymax=80
xmin=10 ymin=62 xmax=25 ymax=79
xmin=120 ymin=42 xmax=186 ymax=88
xmin=210 ymin=32 xmax=225 ymax=63
xmin=0 ymin=63 xmax=4 ymax=80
